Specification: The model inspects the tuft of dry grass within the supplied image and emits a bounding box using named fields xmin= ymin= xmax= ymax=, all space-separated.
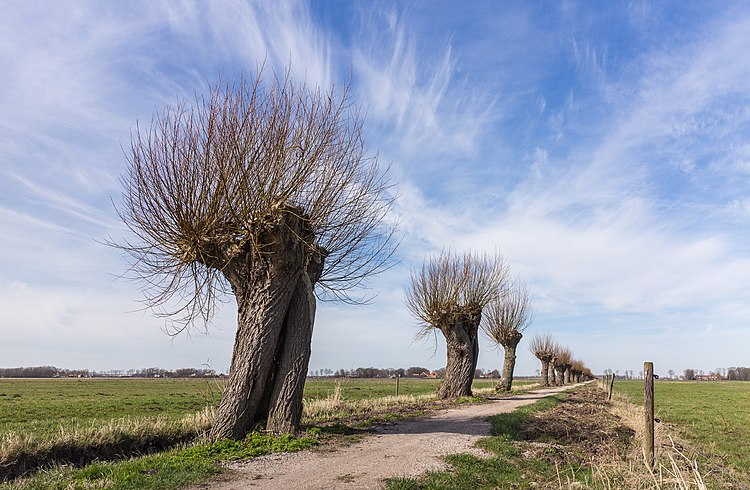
xmin=302 ymin=380 xmax=437 ymax=423
xmin=301 ymin=380 xmax=537 ymax=424
xmin=584 ymin=391 xmax=745 ymax=489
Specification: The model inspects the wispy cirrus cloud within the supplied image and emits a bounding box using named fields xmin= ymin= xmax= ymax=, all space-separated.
xmin=352 ymin=7 xmax=496 ymax=160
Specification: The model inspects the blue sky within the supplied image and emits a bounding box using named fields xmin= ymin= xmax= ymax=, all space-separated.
xmin=3 ymin=1 xmax=750 ymax=377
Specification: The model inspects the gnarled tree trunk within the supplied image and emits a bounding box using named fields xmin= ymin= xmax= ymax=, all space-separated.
xmin=564 ymin=366 xmax=572 ymax=384
xmin=266 ymin=253 xmax=325 ymax=434
xmin=540 ymin=359 xmax=550 ymax=387
xmin=497 ymin=332 xmax=522 ymax=392
xmin=549 ymin=362 xmax=556 ymax=386
xmin=438 ymin=308 xmax=481 ymax=399
xmin=555 ymin=366 xmax=565 ymax=386
xmin=210 ymin=212 xmax=324 ymax=440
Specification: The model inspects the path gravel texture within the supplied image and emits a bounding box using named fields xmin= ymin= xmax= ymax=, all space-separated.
xmin=189 ymin=384 xmax=581 ymax=490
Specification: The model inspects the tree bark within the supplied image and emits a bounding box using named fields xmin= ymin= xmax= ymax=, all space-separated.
xmin=555 ymin=366 xmax=565 ymax=386
xmin=438 ymin=308 xmax=481 ymax=399
xmin=540 ymin=359 xmax=550 ymax=387
xmin=210 ymin=255 xmax=300 ymax=440
xmin=498 ymin=333 xmax=522 ymax=393
xmin=564 ymin=366 xmax=572 ymax=384
xmin=209 ymin=210 xmax=320 ymax=440
xmin=549 ymin=362 xmax=556 ymax=386
xmin=266 ymin=252 xmax=325 ymax=434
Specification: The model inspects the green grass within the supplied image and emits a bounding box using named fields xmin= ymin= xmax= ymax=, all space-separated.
xmin=0 ymin=378 xmax=223 ymax=437
xmin=302 ymin=377 xmax=522 ymax=401
xmin=385 ymin=394 xmax=573 ymax=490
xmin=5 ymin=432 xmax=316 ymax=490
xmin=0 ymin=377 xmax=529 ymax=488
xmin=0 ymin=377 xmax=522 ymax=436
xmin=614 ymin=380 xmax=750 ymax=474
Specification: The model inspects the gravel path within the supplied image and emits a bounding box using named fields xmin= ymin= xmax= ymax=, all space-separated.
xmin=188 ymin=384 xmax=580 ymax=490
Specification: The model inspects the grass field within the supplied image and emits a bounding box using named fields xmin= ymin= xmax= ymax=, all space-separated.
xmin=0 ymin=376 xmax=538 ymax=488
xmin=614 ymin=380 xmax=750 ymax=475
xmin=0 ymin=378 xmax=222 ymax=437
xmin=0 ymin=377 xmax=527 ymax=437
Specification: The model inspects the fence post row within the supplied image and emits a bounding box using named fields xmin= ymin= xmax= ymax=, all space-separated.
xmin=644 ymin=361 xmax=655 ymax=470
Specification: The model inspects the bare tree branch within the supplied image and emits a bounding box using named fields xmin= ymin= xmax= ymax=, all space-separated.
xmin=112 ymin=66 xmax=397 ymax=334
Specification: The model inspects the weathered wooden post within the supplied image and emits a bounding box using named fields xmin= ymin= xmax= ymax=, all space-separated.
xmin=608 ymin=373 xmax=615 ymax=400
xmin=396 ymin=373 xmax=400 ymax=397
xmin=644 ymin=361 xmax=655 ymax=469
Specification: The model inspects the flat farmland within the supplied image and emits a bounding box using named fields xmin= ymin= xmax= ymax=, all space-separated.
xmin=0 ymin=377 xmax=532 ymax=438
xmin=614 ymin=380 xmax=750 ymax=474
xmin=0 ymin=378 xmax=223 ymax=437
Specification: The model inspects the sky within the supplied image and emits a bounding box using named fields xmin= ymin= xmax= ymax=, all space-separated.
xmin=2 ymin=1 xmax=750 ymax=378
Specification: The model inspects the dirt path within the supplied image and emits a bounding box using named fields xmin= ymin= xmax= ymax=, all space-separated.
xmin=189 ymin=384 xmax=582 ymax=490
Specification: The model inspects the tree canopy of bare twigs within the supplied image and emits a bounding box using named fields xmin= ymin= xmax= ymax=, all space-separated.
xmin=115 ymin=66 xmax=396 ymax=439
xmin=529 ymin=333 xmax=556 ymax=387
xmin=406 ymin=250 xmax=509 ymax=398
xmin=483 ymin=279 xmax=533 ymax=392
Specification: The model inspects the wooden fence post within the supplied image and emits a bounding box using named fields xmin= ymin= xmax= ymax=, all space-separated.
xmin=396 ymin=373 xmax=400 ymax=397
xmin=644 ymin=361 xmax=655 ymax=470
xmin=608 ymin=373 xmax=615 ymax=400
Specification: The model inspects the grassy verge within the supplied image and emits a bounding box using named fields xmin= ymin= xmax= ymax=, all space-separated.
xmin=0 ymin=408 xmax=213 ymax=482
xmin=385 ymin=393 xmax=578 ymax=489
xmin=4 ymin=432 xmax=316 ymax=490
xmin=1 ymin=378 xmax=503 ymax=488
xmin=613 ymin=380 xmax=750 ymax=476
xmin=386 ymin=381 xmax=750 ymax=489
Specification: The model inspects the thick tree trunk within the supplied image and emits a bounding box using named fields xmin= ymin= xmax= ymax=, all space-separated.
xmin=266 ymin=253 xmax=325 ymax=434
xmin=498 ymin=334 xmax=522 ymax=393
xmin=564 ymin=367 xmax=572 ymax=384
xmin=438 ymin=308 xmax=481 ymax=399
xmin=555 ymin=366 xmax=565 ymax=386
xmin=540 ymin=359 xmax=550 ymax=387
xmin=209 ymin=210 xmax=323 ymax=440
xmin=549 ymin=362 xmax=556 ymax=386
xmin=210 ymin=258 xmax=300 ymax=440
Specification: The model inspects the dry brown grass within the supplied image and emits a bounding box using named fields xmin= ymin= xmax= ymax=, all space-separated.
xmin=584 ymin=389 xmax=742 ymax=489
xmin=300 ymin=380 xmax=538 ymax=423
xmin=0 ymin=408 xmax=213 ymax=482
xmin=301 ymin=381 xmax=437 ymax=423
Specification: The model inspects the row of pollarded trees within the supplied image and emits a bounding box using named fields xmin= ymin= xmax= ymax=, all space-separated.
xmin=405 ymin=250 xmax=535 ymax=398
xmin=528 ymin=333 xmax=592 ymax=387
xmin=115 ymin=65 xmax=586 ymax=442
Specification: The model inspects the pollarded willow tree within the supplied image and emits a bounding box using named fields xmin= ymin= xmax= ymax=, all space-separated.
xmin=406 ymin=250 xmax=509 ymax=399
xmin=529 ymin=333 xmax=555 ymax=387
xmin=570 ymin=359 xmax=584 ymax=383
xmin=116 ymin=68 xmax=396 ymax=439
xmin=483 ymin=279 xmax=533 ymax=392
xmin=553 ymin=346 xmax=573 ymax=386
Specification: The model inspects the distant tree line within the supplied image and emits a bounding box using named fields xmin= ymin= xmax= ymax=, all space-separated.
xmin=681 ymin=367 xmax=750 ymax=381
xmin=314 ymin=367 xmax=433 ymax=378
xmin=309 ymin=367 xmax=506 ymax=379
xmin=0 ymin=366 xmax=220 ymax=378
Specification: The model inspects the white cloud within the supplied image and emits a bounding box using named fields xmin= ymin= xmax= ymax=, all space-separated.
xmin=352 ymin=8 xmax=496 ymax=159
